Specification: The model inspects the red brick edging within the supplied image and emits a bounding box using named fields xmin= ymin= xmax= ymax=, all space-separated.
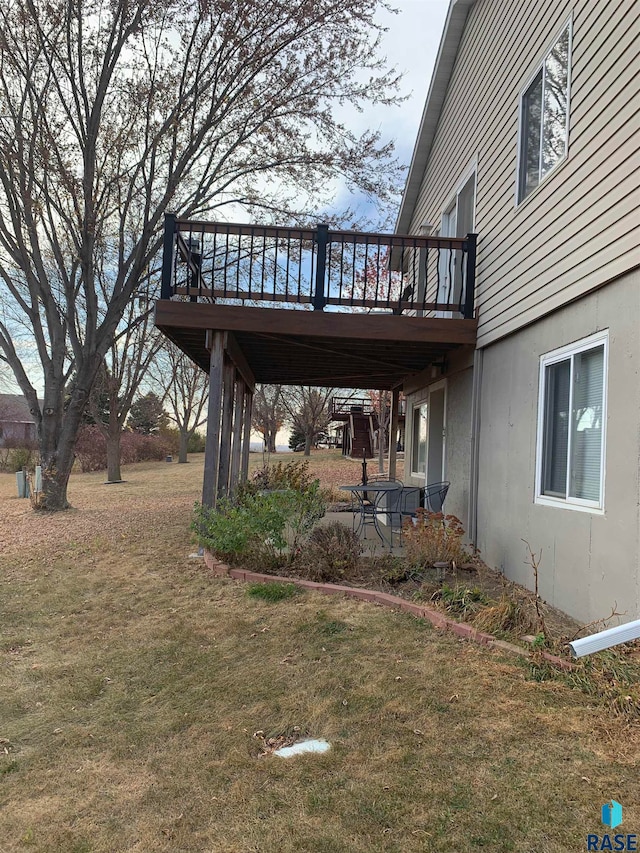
xmin=203 ymin=550 xmax=573 ymax=671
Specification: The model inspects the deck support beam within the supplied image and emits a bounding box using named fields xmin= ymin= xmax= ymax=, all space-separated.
xmin=229 ymin=377 xmax=245 ymax=497
xmin=218 ymin=360 xmax=235 ymax=499
xmin=388 ymin=388 xmax=400 ymax=480
xmin=241 ymin=389 xmax=253 ymax=482
xmin=202 ymin=331 xmax=226 ymax=509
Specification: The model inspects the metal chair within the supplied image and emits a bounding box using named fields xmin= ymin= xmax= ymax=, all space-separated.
xmin=387 ymin=486 xmax=422 ymax=543
xmin=353 ymin=481 xmax=402 ymax=546
xmin=424 ymin=481 xmax=450 ymax=513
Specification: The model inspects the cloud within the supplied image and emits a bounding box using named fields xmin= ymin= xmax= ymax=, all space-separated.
xmin=347 ymin=0 xmax=450 ymax=164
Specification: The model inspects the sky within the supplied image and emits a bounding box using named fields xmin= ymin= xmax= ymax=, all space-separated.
xmin=0 ymin=0 xmax=452 ymax=401
xmin=372 ymin=0 xmax=449 ymax=166
xmin=329 ymin=0 xmax=450 ymax=227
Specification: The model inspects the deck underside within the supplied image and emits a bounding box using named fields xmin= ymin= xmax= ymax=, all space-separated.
xmin=154 ymin=301 xmax=477 ymax=390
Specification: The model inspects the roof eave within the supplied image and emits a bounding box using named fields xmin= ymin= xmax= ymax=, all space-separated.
xmin=395 ymin=0 xmax=476 ymax=237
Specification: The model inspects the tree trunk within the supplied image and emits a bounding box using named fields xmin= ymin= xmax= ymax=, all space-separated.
xmin=304 ymin=434 xmax=312 ymax=456
xmin=41 ymin=446 xmax=75 ymax=509
xmin=106 ymin=432 xmax=123 ymax=482
xmin=39 ymin=384 xmax=84 ymax=510
xmin=178 ymin=429 xmax=189 ymax=463
xmin=39 ymin=357 xmax=103 ymax=510
xmin=266 ymin=430 xmax=277 ymax=453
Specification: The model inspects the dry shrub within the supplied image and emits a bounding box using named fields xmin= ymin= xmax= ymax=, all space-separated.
xmin=250 ymin=459 xmax=315 ymax=492
xmin=0 ymin=438 xmax=39 ymax=473
xmin=402 ymin=511 xmax=470 ymax=569
xmin=294 ymin=522 xmax=362 ymax=583
xmin=74 ymin=425 xmax=171 ymax=472
xmin=472 ymin=593 xmax=536 ymax=636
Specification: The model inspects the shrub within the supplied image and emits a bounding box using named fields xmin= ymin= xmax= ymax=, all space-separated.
xmin=0 ymin=437 xmax=39 ymax=473
xmin=402 ymin=511 xmax=470 ymax=569
xmin=7 ymin=446 xmax=38 ymax=473
xmin=187 ymin=431 xmax=206 ymax=453
xmin=294 ymin=522 xmax=361 ymax=583
xmin=159 ymin=426 xmax=181 ymax=455
xmin=250 ymin=459 xmax=315 ymax=493
xmin=121 ymin=432 xmax=170 ymax=463
xmin=74 ymin=426 xmax=171 ymax=472
xmin=193 ymin=493 xmax=291 ymax=568
xmin=74 ymin=425 xmax=106 ymax=472
xmin=472 ymin=592 xmax=536 ymax=637
xmin=193 ymin=482 xmax=327 ymax=569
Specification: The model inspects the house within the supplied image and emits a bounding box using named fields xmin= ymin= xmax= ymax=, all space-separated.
xmin=0 ymin=394 xmax=38 ymax=447
xmin=398 ymin=0 xmax=640 ymax=622
xmin=154 ymin=0 xmax=638 ymax=623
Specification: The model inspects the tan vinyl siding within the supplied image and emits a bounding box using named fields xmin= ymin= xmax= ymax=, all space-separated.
xmin=408 ymin=0 xmax=640 ymax=348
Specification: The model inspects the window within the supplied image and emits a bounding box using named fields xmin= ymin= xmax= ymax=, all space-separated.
xmin=518 ymin=20 xmax=571 ymax=202
xmin=411 ymin=403 xmax=428 ymax=476
xmin=438 ymin=169 xmax=476 ymax=310
xmin=536 ymin=332 xmax=608 ymax=511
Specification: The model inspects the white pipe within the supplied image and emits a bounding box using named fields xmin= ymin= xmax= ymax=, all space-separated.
xmin=568 ymin=618 xmax=640 ymax=658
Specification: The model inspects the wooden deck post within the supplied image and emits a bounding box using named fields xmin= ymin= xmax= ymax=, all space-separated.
xmin=241 ymin=388 xmax=253 ymax=481
xmin=202 ymin=331 xmax=225 ymax=509
xmin=388 ymin=388 xmax=400 ymax=480
xmin=217 ymin=361 xmax=235 ymax=499
xmin=229 ymin=376 xmax=245 ymax=496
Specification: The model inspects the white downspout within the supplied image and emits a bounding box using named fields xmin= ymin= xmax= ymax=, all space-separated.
xmin=468 ymin=348 xmax=483 ymax=547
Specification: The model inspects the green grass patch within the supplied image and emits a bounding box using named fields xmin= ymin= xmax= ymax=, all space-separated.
xmin=246 ymin=581 xmax=300 ymax=602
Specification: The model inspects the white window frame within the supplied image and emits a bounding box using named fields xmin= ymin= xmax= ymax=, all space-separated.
xmin=515 ymin=16 xmax=573 ymax=206
xmin=535 ymin=331 xmax=608 ymax=514
xmin=437 ymin=160 xmax=477 ymax=316
xmin=409 ymin=380 xmax=448 ymax=481
xmin=410 ymin=398 xmax=429 ymax=478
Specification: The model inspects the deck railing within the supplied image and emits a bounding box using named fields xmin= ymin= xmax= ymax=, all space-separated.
xmin=330 ymin=396 xmax=406 ymax=418
xmin=160 ymin=215 xmax=477 ymax=318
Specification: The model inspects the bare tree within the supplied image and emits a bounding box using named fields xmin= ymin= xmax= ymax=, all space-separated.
xmin=283 ymin=386 xmax=334 ymax=456
xmin=152 ymin=342 xmax=208 ymax=463
xmin=252 ymin=385 xmax=285 ymax=454
xmin=87 ymin=299 xmax=163 ymax=482
xmin=0 ymin=0 xmax=403 ymax=509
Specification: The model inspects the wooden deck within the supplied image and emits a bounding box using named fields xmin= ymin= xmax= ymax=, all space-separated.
xmin=154 ymin=301 xmax=477 ymax=391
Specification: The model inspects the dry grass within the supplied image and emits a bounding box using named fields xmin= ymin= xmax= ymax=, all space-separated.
xmin=1 ymin=456 xmax=640 ymax=852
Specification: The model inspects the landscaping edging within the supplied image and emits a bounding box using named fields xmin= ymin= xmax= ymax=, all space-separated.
xmin=203 ymin=550 xmax=573 ymax=671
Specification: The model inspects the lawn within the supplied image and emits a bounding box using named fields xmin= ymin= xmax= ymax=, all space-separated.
xmin=1 ymin=455 xmax=638 ymax=852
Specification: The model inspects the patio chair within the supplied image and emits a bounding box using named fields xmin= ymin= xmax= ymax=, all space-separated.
xmin=387 ymin=486 xmax=422 ymax=543
xmin=424 ymin=481 xmax=450 ymax=513
xmin=352 ymin=481 xmax=403 ymax=546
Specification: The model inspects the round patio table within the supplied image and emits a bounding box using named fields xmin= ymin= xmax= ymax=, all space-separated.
xmin=339 ymin=482 xmax=402 ymax=546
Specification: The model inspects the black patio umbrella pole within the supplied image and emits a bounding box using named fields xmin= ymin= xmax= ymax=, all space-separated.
xmin=361 ymin=448 xmax=368 ymax=485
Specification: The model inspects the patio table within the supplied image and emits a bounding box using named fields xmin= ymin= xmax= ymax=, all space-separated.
xmin=339 ymin=482 xmax=402 ymax=546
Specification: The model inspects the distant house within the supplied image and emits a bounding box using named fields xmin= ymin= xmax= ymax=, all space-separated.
xmin=0 ymin=394 xmax=39 ymax=447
